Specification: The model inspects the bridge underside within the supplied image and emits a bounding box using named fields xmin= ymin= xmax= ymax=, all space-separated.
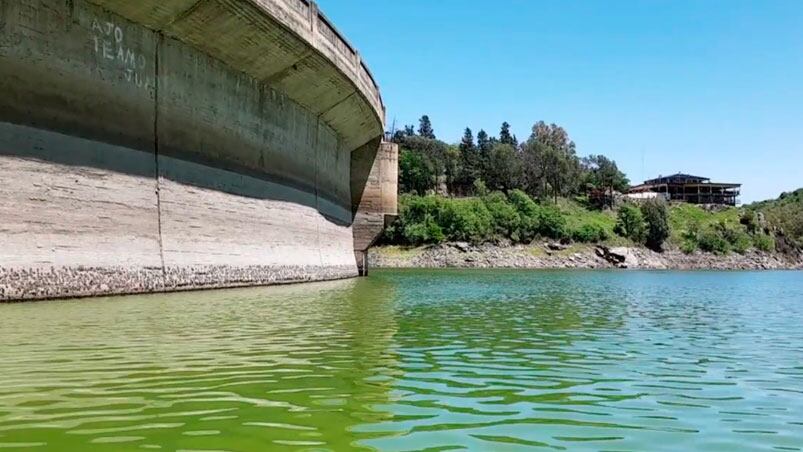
xmin=0 ymin=0 xmax=396 ymax=301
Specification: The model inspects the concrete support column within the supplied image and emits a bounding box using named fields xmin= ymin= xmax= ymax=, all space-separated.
xmin=355 ymin=250 xmax=368 ymax=277
xmin=352 ymin=141 xmax=399 ymax=277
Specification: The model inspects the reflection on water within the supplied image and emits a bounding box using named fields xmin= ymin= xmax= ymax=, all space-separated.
xmin=0 ymin=279 xmax=399 ymax=451
xmin=1 ymin=270 xmax=802 ymax=451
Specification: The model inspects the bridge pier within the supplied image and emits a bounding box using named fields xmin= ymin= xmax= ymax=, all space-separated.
xmin=352 ymin=142 xmax=399 ymax=277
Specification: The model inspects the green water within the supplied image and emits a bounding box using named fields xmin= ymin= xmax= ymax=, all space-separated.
xmin=1 ymin=271 xmax=802 ymax=451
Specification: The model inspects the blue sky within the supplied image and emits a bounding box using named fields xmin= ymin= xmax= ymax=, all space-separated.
xmin=318 ymin=0 xmax=803 ymax=202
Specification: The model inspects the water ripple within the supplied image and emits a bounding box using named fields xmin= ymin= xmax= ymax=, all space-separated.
xmin=0 ymin=270 xmax=801 ymax=451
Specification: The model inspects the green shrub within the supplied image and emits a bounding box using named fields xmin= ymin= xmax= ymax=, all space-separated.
xmin=508 ymin=190 xmax=568 ymax=241
xmin=614 ymin=205 xmax=646 ymax=243
xmin=573 ymin=194 xmax=591 ymax=209
xmin=538 ymin=205 xmax=568 ymax=239
xmin=740 ymin=210 xmax=760 ymax=234
xmin=688 ymin=219 xmax=756 ymax=255
xmin=508 ymin=190 xmax=541 ymax=242
xmin=572 ymin=223 xmax=609 ymax=243
xmin=472 ymin=179 xmax=488 ymax=197
xmin=753 ymin=233 xmax=776 ymax=252
xmin=729 ymin=231 xmax=753 ymax=254
xmin=714 ymin=220 xmax=752 ymax=254
xmin=641 ymin=199 xmax=670 ymax=251
xmin=382 ymin=220 xmax=401 ymax=243
xmin=698 ymin=228 xmax=730 ymax=254
xmin=483 ymin=192 xmax=521 ymax=240
xmin=681 ymin=218 xmax=701 ymax=243
xmin=391 ymin=194 xmax=769 ymax=251
xmin=680 ymin=239 xmax=698 ymax=254
xmin=403 ymin=216 xmax=445 ymax=245
xmin=440 ymin=198 xmax=494 ymax=244
xmin=749 ymin=188 xmax=802 ymax=249
xmin=401 ymin=194 xmax=442 ymax=223
xmin=392 ymin=195 xmax=445 ymax=245
xmin=508 ymin=190 xmax=538 ymax=214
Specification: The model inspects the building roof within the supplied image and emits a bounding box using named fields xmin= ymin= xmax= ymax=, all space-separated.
xmin=644 ymin=173 xmax=710 ymax=185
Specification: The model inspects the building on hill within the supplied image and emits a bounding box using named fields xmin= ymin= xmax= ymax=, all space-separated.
xmin=627 ymin=173 xmax=741 ymax=206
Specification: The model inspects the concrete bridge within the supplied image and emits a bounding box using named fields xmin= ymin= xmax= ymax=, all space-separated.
xmin=0 ymin=0 xmax=398 ymax=301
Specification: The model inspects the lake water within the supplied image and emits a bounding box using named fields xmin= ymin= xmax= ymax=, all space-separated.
xmin=1 ymin=270 xmax=802 ymax=451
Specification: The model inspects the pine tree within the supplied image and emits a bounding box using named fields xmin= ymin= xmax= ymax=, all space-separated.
xmin=459 ymin=128 xmax=475 ymax=153
xmin=477 ymin=129 xmax=491 ymax=153
xmin=476 ymin=129 xmax=492 ymax=187
xmin=418 ymin=115 xmax=435 ymax=139
xmin=458 ymin=128 xmax=479 ymax=194
xmin=499 ymin=122 xmax=518 ymax=147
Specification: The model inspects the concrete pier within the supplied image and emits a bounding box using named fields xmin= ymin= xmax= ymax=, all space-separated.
xmin=0 ymin=0 xmax=397 ymax=301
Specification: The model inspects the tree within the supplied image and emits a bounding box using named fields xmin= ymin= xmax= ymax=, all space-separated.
xmin=443 ymin=145 xmax=462 ymax=196
xmin=418 ymin=115 xmax=435 ymax=139
xmin=477 ymin=129 xmax=492 ymax=154
xmin=499 ymin=122 xmax=518 ymax=147
xmin=391 ymin=124 xmax=415 ymax=144
xmin=486 ymin=143 xmax=523 ymax=192
xmin=615 ymin=205 xmax=646 ymax=243
xmin=529 ymin=121 xmax=576 ymax=154
xmin=582 ymin=155 xmax=629 ymax=194
xmin=476 ymin=129 xmax=492 ymax=184
xmin=521 ymin=121 xmax=582 ymax=201
xmin=398 ymin=148 xmax=434 ymax=195
xmin=396 ymin=135 xmax=450 ymax=195
xmin=460 ymin=127 xmax=476 ymax=153
xmin=581 ymin=154 xmax=630 ymax=208
xmin=521 ymin=140 xmax=577 ymax=202
xmin=457 ymin=128 xmax=480 ymax=195
xmin=520 ymin=141 xmax=546 ymax=197
xmin=641 ymin=199 xmax=670 ymax=251
xmin=542 ymin=145 xmax=575 ymax=203
xmin=391 ymin=130 xmax=405 ymax=143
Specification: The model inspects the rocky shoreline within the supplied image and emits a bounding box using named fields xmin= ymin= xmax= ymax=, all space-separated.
xmin=369 ymin=242 xmax=803 ymax=271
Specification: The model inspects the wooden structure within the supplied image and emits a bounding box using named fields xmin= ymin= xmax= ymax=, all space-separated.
xmin=628 ymin=173 xmax=741 ymax=206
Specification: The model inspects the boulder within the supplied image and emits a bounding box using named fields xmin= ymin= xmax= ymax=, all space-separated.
xmin=595 ymin=246 xmax=634 ymax=268
xmin=547 ymin=242 xmax=569 ymax=251
xmin=453 ymin=242 xmax=471 ymax=253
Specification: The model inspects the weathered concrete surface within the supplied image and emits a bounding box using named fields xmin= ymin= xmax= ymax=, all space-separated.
xmin=0 ymin=0 xmax=396 ymax=301
xmin=0 ymin=125 xmax=165 ymax=300
xmin=352 ymin=142 xmax=399 ymax=275
xmin=91 ymin=0 xmax=384 ymax=152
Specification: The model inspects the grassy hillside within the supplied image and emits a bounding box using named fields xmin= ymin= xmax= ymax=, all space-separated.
xmin=555 ymin=198 xmax=631 ymax=246
xmin=666 ymin=204 xmax=771 ymax=254
xmin=382 ymin=191 xmax=799 ymax=255
xmin=748 ymin=189 xmax=803 ymax=249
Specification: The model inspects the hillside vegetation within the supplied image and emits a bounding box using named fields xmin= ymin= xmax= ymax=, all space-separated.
xmin=667 ymin=203 xmax=774 ymax=254
xmin=748 ymin=189 xmax=803 ymax=249
xmin=383 ymin=191 xmax=800 ymax=256
xmin=386 ymin=114 xmax=800 ymax=256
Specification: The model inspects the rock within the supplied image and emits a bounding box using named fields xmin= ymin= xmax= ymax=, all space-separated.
xmin=547 ymin=242 xmax=568 ymax=251
xmin=756 ymin=212 xmax=767 ymax=230
xmin=609 ymin=247 xmax=632 ymax=263
xmin=453 ymin=242 xmax=471 ymax=253
xmin=368 ymin=242 xmax=802 ymax=271
xmin=595 ymin=246 xmax=635 ymax=268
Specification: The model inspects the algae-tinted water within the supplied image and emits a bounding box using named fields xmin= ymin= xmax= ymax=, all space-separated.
xmin=1 ymin=270 xmax=802 ymax=451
